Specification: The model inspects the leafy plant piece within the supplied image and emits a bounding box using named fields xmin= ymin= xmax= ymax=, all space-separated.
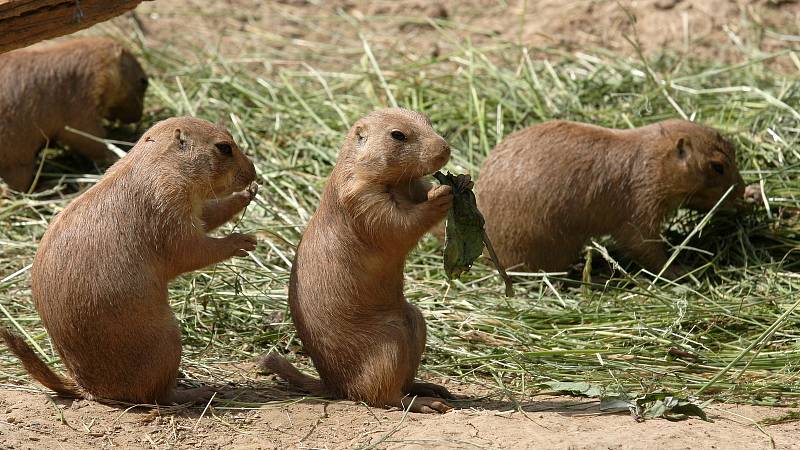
xmin=635 ymin=393 xmax=710 ymax=422
xmin=760 ymin=411 xmax=800 ymax=426
xmin=543 ymin=381 xmax=605 ymax=398
xmin=542 ymin=382 xmax=711 ymax=423
xmin=433 ymin=171 xmax=513 ymax=296
xmin=433 ymin=171 xmax=484 ymax=278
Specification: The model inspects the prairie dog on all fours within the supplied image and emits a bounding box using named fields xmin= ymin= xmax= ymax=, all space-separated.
xmin=0 ymin=37 xmax=148 ymax=191
xmin=1 ymin=117 xmax=257 ymax=404
xmin=261 ymin=108 xmax=454 ymax=413
xmin=477 ymin=119 xmax=746 ymax=276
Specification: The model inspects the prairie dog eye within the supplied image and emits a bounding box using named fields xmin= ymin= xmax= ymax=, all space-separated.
xmin=390 ymin=130 xmax=407 ymax=142
xmin=710 ymin=161 xmax=724 ymax=175
xmin=140 ymin=77 xmax=148 ymax=88
xmin=216 ymin=143 xmax=233 ymax=156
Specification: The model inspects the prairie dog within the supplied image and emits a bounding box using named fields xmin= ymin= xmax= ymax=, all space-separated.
xmin=0 ymin=37 xmax=147 ymax=191
xmin=262 ymin=108 xmax=454 ymax=413
xmin=1 ymin=117 xmax=258 ymax=404
xmin=478 ymin=119 xmax=746 ymax=276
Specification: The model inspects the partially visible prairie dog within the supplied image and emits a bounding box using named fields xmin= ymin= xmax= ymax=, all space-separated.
xmin=478 ymin=119 xmax=746 ymax=276
xmin=0 ymin=37 xmax=148 ymax=191
xmin=1 ymin=117 xmax=257 ymax=404
xmin=261 ymin=108 xmax=454 ymax=413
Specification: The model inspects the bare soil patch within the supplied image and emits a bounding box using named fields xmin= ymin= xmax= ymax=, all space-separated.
xmin=1 ymin=383 xmax=798 ymax=449
xmin=111 ymin=0 xmax=800 ymax=68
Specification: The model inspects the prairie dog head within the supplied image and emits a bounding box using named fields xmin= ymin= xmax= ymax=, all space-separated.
xmin=138 ymin=117 xmax=257 ymax=199
xmin=342 ymin=108 xmax=451 ymax=184
xmin=656 ymin=120 xmax=745 ymax=210
xmin=95 ymin=41 xmax=148 ymax=124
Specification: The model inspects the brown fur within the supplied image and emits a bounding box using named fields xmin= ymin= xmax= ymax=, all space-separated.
xmin=1 ymin=117 xmax=257 ymax=404
xmin=478 ymin=119 xmax=746 ymax=276
xmin=261 ymin=108 xmax=453 ymax=413
xmin=0 ymin=37 xmax=148 ymax=191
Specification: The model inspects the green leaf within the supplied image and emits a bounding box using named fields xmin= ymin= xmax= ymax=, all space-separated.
xmin=668 ymin=402 xmax=710 ymax=422
xmin=542 ymin=383 xmax=710 ymax=423
xmin=636 ymin=393 xmax=711 ymax=422
xmin=760 ymin=411 xmax=800 ymax=426
xmin=433 ymin=171 xmax=485 ymax=279
xmin=599 ymin=396 xmax=634 ymax=413
xmin=433 ymin=171 xmax=514 ymax=296
xmin=543 ymin=381 xmax=605 ymax=398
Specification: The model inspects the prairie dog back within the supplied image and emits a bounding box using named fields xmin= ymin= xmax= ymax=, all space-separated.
xmin=478 ymin=119 xmax=745 ymax=275
xmin=0 ymin=37 xmax=148 ymax=191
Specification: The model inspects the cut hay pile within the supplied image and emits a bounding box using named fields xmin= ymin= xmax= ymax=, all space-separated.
xmin=1 ymin=19 xmax=798 ymax=416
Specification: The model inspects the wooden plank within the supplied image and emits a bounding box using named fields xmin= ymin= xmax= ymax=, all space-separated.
xmin=0 ymin=1 xmax=50 ymax=20
xmin=0 ymin=0 xmax=146 ymax=53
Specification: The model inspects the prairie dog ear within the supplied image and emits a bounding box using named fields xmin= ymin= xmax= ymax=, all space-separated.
xmin=174 ymin=128 xmax=188 ymax=151
xmin=675 ymin=137 xmax=690 ymax=159
xmin=354 ymin=124 xmax=367 ymax=147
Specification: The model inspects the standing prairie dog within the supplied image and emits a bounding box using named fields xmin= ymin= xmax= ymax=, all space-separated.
xmin=262 ymin=108 xmax=454 ymax=413
xmin=0 ymin=37 xmax=148 ymax=191
xmin=477 ymin=119 xmax=746 ymax=276
xmin=1 ymin=117 xmax=258 ymax=404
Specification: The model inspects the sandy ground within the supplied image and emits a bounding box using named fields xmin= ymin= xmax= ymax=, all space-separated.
xmin=1 ymin=384 xmax=799 ymax=449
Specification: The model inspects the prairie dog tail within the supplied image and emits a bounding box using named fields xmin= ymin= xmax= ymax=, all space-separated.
xmin=0 ymin=328 xmax=81 ymax=398
xmin=259 ymin=352 xmax=325 ymax=395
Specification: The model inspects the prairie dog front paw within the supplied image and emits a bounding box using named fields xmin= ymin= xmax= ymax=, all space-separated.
xmin=234 ymin=182 xmax=259 ymax=204
xmin=427 ymin=184 xmax=452 ymax=201
xmin=244 ymin=182 xmax=259 ymax=201
xmin=226 ymin=233 xmax=257 ymax=257
xmin=426 ymin=184 xmax=453 ymax=216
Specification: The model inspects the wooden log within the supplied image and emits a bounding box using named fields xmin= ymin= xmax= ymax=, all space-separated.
xmin=0 ymin=0 xmax=147 ymax=54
